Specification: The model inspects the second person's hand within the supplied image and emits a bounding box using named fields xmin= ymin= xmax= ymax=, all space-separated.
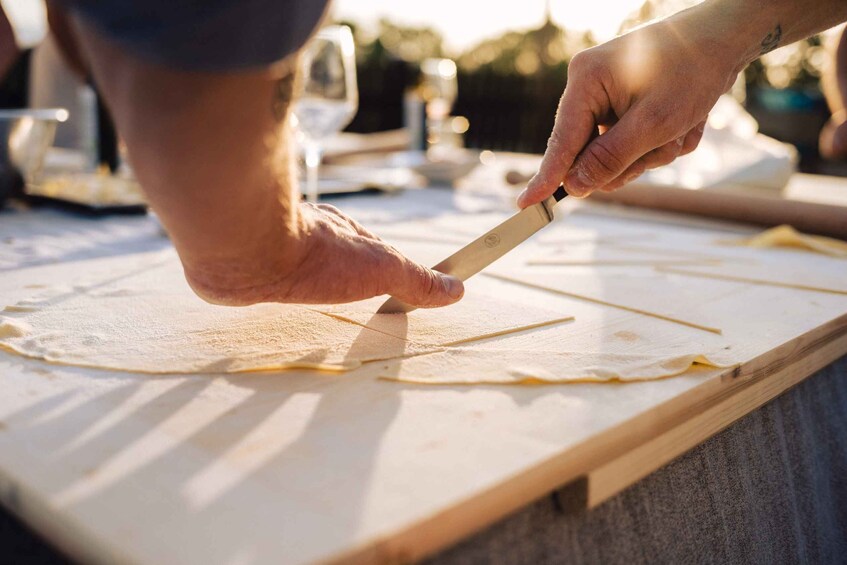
xmin=518 ymin=5 xmax=742 ymax=207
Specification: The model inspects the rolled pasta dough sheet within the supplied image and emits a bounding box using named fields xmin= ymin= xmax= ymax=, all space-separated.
xmin=720 ymin=224 xmax=847 ymax=258
xmin=315 ymin=293 xmax=574 ymax=346
xmin=0 ymin=259 xmax=427 ymax=374
xmin=378 ymin=348 xmax=734 ymax=385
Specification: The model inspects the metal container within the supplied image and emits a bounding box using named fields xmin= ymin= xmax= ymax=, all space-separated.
xmin=0 ymin=108 xmax=68 ymax=208
xmin=0 ymin=108 xmax=69 ymax=187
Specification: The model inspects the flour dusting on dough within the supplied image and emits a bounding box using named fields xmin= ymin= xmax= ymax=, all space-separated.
xmin=0 ymin=256 xmax=431 ymax=375
xmin=2 ymin=304 xmax=36 ymax=313
xmin=0 ymin=317 xmax=29 ymax=339
xmin=315 ymin=293 xmax=574 ymax=346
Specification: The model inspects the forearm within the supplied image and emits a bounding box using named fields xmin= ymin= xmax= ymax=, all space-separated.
xmin=71 ymin=17 xmax=306 ymax=304
xmin=522 ymin=0 xmax=847 ymax=204
xmin=43 ymin=9 xmax=463 ymax=309
xmin=692 ymin=0 xmax=847 ymax=72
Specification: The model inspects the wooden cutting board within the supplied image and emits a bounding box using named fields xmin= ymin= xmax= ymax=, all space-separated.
xmin=0 ymin=201 xmax=846 ymax=565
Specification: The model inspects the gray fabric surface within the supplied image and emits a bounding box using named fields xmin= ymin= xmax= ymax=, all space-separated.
xmin=57 ymin=0 xmax=330 ymax=71
xmin=426 ymin=355 xmax=847 ymax=565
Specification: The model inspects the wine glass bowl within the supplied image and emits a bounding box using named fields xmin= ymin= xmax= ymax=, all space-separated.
xmin=294 ymin=26 xmax=358 ymax=202
xmin=420 ymin=58 xmax=458 ymax=148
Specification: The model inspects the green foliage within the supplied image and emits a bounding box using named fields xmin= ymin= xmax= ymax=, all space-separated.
xmin=346 ymin=18 xmax=446 ymax=66
xmin=343 ymin=16 xmax=595 ymax=78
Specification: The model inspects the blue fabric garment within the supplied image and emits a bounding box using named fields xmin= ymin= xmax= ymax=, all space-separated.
xmin=57 ymin=0 xmax=331 ymax=71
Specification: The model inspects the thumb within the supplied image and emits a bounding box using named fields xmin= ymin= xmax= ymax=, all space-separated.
xmin=384 ymin=253 xmax=464 ymax=308
xmin=565 ymin=104 xmax=670 ymax=195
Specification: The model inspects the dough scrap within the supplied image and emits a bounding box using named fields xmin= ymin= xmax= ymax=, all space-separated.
xmin=527 ymin=244 xmax=728 ymax=267
xmin=658 ymin=265 xmax=847 ymax=295
xmin=316 ymin=293 xmax=574 ymax=346
xmin=720 ymin=225 xmax=847 ymax=258
xmin=527 ymin=258 xmax=721 ymax=267
xmin=485 ymin=272 xmax=723 ymax=334
xmin=377 ymin=348 xmax=734 ymax=384
xmin=0 ymin=259 xmax=429 ymax=374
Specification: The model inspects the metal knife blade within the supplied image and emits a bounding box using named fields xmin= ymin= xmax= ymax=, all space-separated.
xmin=377 ymin=184 xmax=568 ymax=314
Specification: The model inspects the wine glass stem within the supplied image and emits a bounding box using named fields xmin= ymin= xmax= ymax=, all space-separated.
xmin=304 ymin=141 xmax=323 ymax=203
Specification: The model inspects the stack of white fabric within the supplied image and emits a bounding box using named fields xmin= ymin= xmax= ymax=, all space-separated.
xmin=640 ymin=95 xmax=798 ymax=191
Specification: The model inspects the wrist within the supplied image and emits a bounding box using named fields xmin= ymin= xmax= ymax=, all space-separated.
xmin=181 ymin=202 xmax=309 ymax=306
xmin=677 ymin=1 xmax=763 ymax=77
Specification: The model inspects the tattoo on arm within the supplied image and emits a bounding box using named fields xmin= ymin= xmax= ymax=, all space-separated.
xmin=760 ymin=24 xmax=782 ymax=55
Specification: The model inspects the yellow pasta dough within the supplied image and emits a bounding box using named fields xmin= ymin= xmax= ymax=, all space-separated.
xmin=485 ymin=272 xmax=724 ymax=334
xmin=0 ymin=250 xmax=728 ymax=386
xmin=0 ymin=258 xmax=427 ymax=374
xmin=316 ymin=294 xmax=573 ymax=346
xmin=721 ymin=225 xmax=847 ymax=258
xmin=377 ymin=348 xmax=733 ymax=384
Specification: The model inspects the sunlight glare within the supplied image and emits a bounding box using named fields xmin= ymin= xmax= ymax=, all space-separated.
xmin=335 ymin=0 xmax=647 ymax=52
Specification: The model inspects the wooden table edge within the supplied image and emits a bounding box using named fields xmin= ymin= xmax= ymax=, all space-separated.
xmin=327 ymin=312 xmax=847 ymax=565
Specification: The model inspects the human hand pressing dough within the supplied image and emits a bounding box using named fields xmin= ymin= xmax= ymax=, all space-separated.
xmin=187 ymin=203 xmax=465 ymax=308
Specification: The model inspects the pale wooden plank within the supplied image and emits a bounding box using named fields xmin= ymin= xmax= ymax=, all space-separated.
xmin=585 ymin=312 xmax=847 ymax=507
xmin=0 ymin=199 xmax=845 ymax=565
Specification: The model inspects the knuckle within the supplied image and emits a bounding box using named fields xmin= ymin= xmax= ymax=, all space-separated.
xmin=546 ymin=126 xmax=567 ymax=155
xmin=402 ymin=264 xmax=439 ymax=306
xmin=628 ymin=159 xmax=647 ymax=177
xmin=568 ymin=51 xmax=587 ymax=69
xmin=582 ymin=139 xmax=627 ymax=178
xmin=421 ymin=269 xmax=440 ymax=301
xmin=568 ymin=50 xmax=596 ymax=77
xmin=317 ymin=203 xmax=342 ymax=215
xmin=377 ymin=249 xmax=443 ymax=306
xmin=374 ymin=247 xmax=405 ymax=296
xmin=339 ymin=241 xmax=384 ymax=301
xmin=651 ymin=143 xmax=681 ymax=166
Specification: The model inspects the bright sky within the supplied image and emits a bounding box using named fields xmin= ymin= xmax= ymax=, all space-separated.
xmin=333 ymin=0 xmax=646 ymax=51
xmin=2 ymin=0 xmax=645 ymax=50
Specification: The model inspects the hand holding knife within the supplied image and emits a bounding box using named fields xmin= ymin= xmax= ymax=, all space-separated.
xmin=377 ymin=184 xmax=568 ymax=314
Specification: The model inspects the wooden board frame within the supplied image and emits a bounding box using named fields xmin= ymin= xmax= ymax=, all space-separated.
xmin=1 ymin=188 xmax=846 ymax=565
xmin=341 ymin=313 xmax=847 ymax=564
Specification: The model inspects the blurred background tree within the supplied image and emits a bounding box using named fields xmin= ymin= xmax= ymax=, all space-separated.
xmin=344 ymin=5 xmax=595 ymax=153
xmin=341 ymin=0 xmax=837 ymax=169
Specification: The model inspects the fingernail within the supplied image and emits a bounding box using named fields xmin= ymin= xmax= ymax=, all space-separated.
xmin=697 ymin=122 xmax=706 ymax=133
xmin=443 ymin=275 xmax=464 ymax=299
xmin=516 ymin=174 xmax=540 ymax=207
xmin=676 ymin=136 xmax=685 ymax=146
xmin=516 ymin=188 xmax=528 ymax=206
xmin=565 ymin=166 xmax=592 ymax=192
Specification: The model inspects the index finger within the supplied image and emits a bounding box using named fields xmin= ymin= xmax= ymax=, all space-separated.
xmin=517 ymin=81 xmax=598 ymax=208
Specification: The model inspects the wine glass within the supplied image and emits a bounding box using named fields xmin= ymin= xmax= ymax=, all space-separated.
xmin=420 ymin=58 xmax=457 ymax=149
xmin=293 ymin=25 xmax=358 ymax=202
